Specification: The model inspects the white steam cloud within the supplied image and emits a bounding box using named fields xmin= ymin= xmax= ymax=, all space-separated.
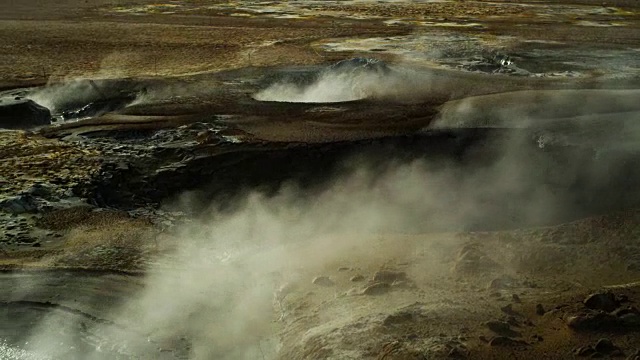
xmin=253 ymin=70 xmax=389 ymax=103
xmin=8 ymin=138 xmax=618 ymax=359
xmin=252 ymin=60 xmax=432 ymax=103
xmin=26 ymin=80 xmax=101 ymax=113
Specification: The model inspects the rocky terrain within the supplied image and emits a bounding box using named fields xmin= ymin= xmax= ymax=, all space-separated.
xmin=1 ymin=0 xmax=640 ymax=359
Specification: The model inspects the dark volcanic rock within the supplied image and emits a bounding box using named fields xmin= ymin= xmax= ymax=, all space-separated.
xmin=501 ymin=304 xmax=517 ymax=315
xmin=612 ymin=306 xmax=640 ymax=318
xmin=584 ymin=292 xmax=620 ymax=312
xmin=0 ymin=98 xmax=51 ymax=129
xmin=568 ymin=306 xmax=640 ymax=330
xmin=575 ymin=345 xmax=596 ymax=357
xmin=0 ymin=195 xmax=38 ymax=214
xmin=594 ymin=338 xmax=617 ymax=354
xmin=447 ymin=346 xmax=467 ymax=358
xmin=620 ymin=313 xmax=640 ymax=326
xmin=565 ymin=312 xmax=620 ymax=330
xmin=627 ymin=349 xmax=640 ymax=360
xmin=484 ymin=320 xmax=520 ymax=337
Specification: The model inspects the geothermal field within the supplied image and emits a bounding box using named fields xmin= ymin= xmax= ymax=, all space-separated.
xmin=1 ymin=0 xmax=640 ymax=359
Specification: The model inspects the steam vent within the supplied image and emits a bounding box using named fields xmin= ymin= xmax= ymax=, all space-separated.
xmin=1 ymin=1 xmax=640 ymax=359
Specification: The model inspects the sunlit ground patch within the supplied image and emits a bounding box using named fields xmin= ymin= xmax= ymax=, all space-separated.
xmin=574 ymin=20 xmax=628 ymax=27
xmin=383 ymin=19 xmax=484 ymax=28
xmin=110 ymin=3 xmax=183 ymax=15
xmin=317 ymin=34 xmax=640 ymax=79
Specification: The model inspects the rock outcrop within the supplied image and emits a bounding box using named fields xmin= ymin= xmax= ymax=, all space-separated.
xmin=0 ymin=98 xmax=51 ymax=129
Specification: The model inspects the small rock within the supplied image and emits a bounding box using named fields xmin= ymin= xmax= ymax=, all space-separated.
xmin=610 ymin=349 xmax=624 ymax=357
xmin=620 ymin=313 xmax=640 ymax=326
xmin=406 ymin=333 xmax=418 ymax=340
xmin=350 ymin=274 xmax=365 ymax=282
xmin=612 ymin=306 xmax=639 ymax=317
xmin=611 ymin=306 xmax=640 ymax=317
xmin=362 ymin=282 xmax=391 ymax=296
xmin=25 ymin=183 xmax=54 ymax=198
xmin=506 ymin=316 xmax=519 ymax=327
xmin=488 ymin=336 xmax=527 ymax=347
xmin=535 ymin=304 xmax=545 ymax=316
xmin=584 ymin=292 xmax=620 ymax=312
xmin=501 ymin=304 xmax=516 ymax=315
xmin=566 ymin=312 xmax=619 ymax=330
xmin=575 ymin=345 xmax=596 ymax=357
xmin=485 ymin=320 xmax=521 ymax=337
xmin=488 ymin=275 xmax=517 ymax=290
xmin=531 ymin=334 xmax=543 ymax=342
xmin=312 ymin=276 xmax=334 ymax=287
xmin=594 ymin=338 xmax=616 ymax=354
xmin=372 ymin=270 xmax=406 ymax=284
xmin=478 ymin=335 xmax=489 ymax=343
xmin=0 ymin=195 xmax=37 ymax=214
xmin=626 ymin=349 xmax=640 ymax=360
xmin=338 ymin=267 xmax=350 ymax=272
xmin=484 ymin=320 xmax=511 ymax=334
xmin=447 ymin=346 xmax=467 ymax=358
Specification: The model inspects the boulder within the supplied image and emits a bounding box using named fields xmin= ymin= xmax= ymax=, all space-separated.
xmin=0 ymin=195 xmax=38 ymax=214
xmin=584 ymin=291 xmax=620 ymax=312
xmin=0 ymin=98 xmax=51 ymax=129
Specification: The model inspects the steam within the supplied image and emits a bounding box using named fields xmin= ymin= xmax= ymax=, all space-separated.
xmin=26 ymin=80 xmax=102 ymax=113
xmin=10 ymin=134 xmax=624 ymax=359
xmin=253 ymin=70 xmax=389 ymax=103
xmin=253 ymin=59 xmax=426 ymax=103
xmin=107 ymin=87 xmax=640 ymax=359
xmin=434 ymin=89 xmax=640 ymax=129
xmin=6 ymin=78 xmax=640 ymax=359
